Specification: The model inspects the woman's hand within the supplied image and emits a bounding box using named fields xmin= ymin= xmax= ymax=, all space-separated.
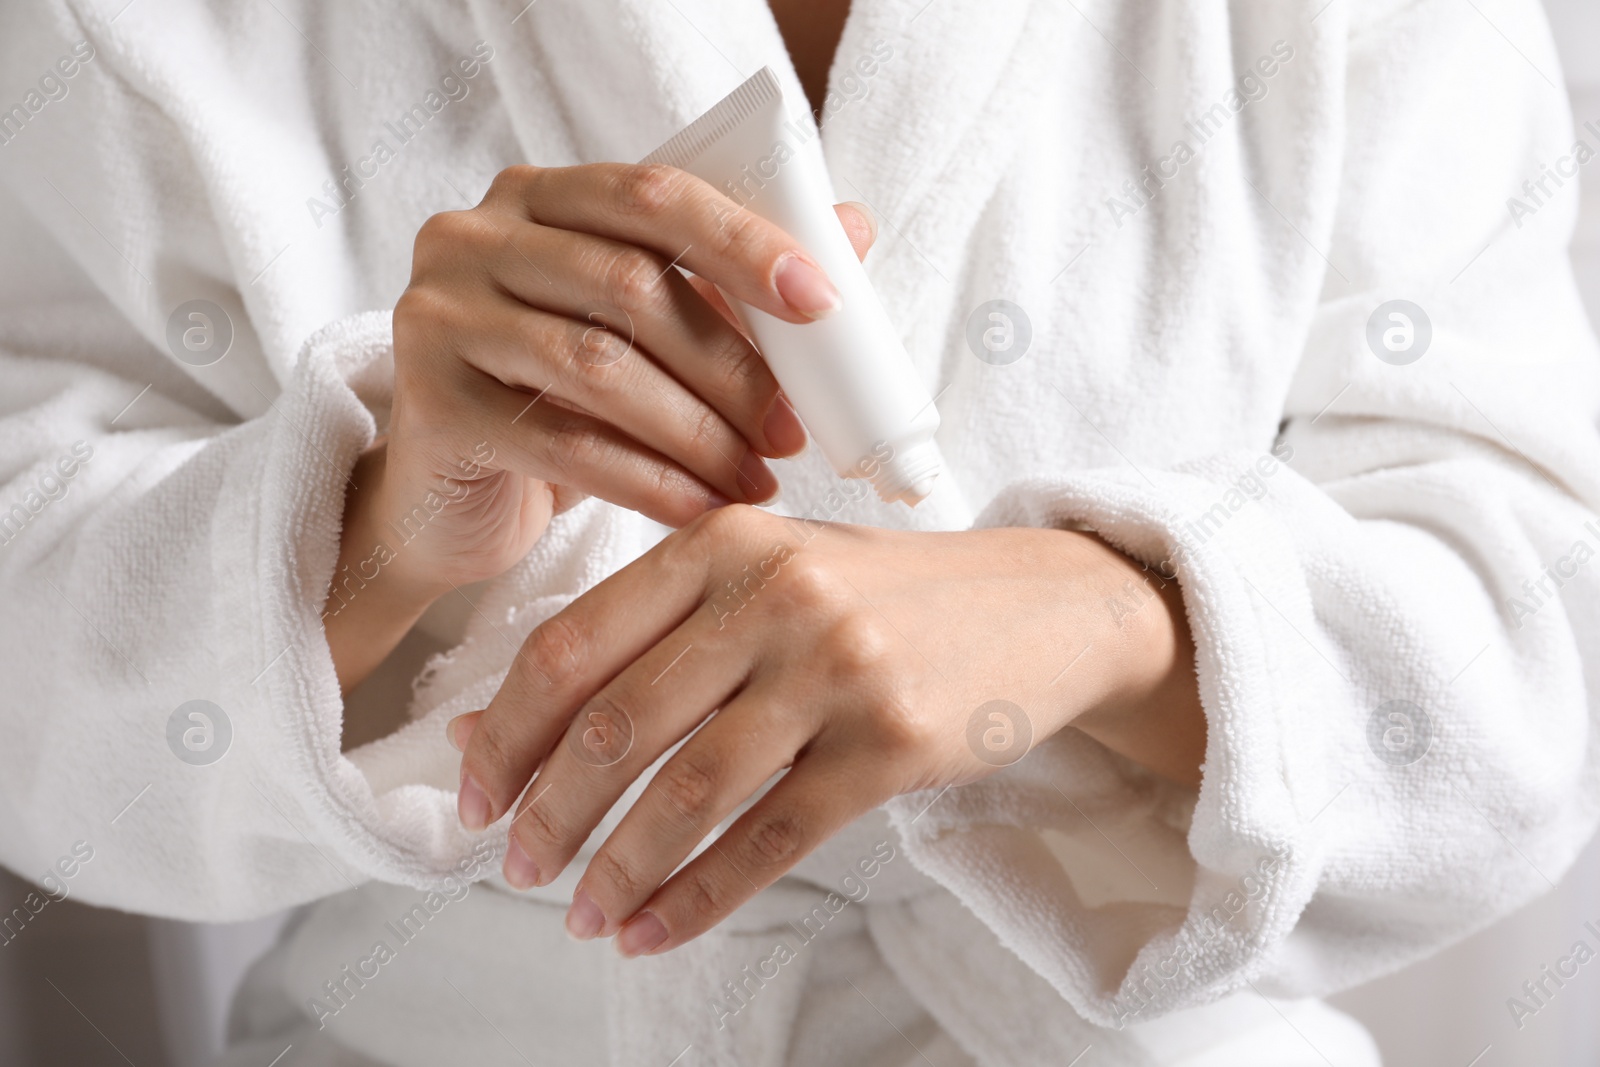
xmin=325 ymin=164 xmax=878 ymax=695
xmin=449 ymin=505 xmax=1204 ymax=956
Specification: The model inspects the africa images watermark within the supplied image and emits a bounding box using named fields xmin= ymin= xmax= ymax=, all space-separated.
xmin=305 ymin=41 xmax=495 ymax=230
xmin=1505 ymin=917 xmax=1600 ymax=1031
xmin=1505 ymin=114 xmax=1600 ymax=229
xmin=322 ymin=442 xmax=495 ymax=622
xmin=0 ymin=440 xmax=94 ymax=549
xmin=0 ymin=841 xmax=95 ymax=949
xmin=1104 ymin=40 xmax=1296 ymax=229
xmin=707 ymin=839 xmax=897 ymax=1031
xmin=1130 ymin=442 xmax=1297 ymax=592
xmin=0 ymin=39 xmax=96 ymax=148
xmin=1109 ymin=840 xmax=1291 ymax=1029
xmin=720 ymin=39 xmax=894 ymax=210
xmin=1503 ymin=516 xmax=1600 ymax=629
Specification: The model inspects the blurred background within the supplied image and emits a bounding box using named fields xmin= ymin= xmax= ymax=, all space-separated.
xmin=2 ymin=1 xmax=1598 ymax=1064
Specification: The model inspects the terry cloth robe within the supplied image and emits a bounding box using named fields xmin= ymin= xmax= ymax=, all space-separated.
xmin=1 ymin=0 xmax=1597 ymax=1064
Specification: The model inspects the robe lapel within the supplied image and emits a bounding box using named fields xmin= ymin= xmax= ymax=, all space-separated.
xmin=506 ymin=0 xmax=1050 ymax=280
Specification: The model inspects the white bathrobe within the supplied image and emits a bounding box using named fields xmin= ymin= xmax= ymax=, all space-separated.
xmin=2 ymin=0 xmax=1597 ymax=1063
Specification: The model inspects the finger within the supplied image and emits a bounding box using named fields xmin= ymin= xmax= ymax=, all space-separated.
xmin=483 ymin=223 xmax=806 ymax=459
xmin=568 ymin=681 xmax=806 ymax=940
xmin=447 ymin=710 xmax=482 ymax=752
xmin=500 ymin=612 xmax=759 ymax=894
xmin=467 ymin=295 xmax=778 ymax=503
xmin=685 ymin=274 xmax=745 ymax=333
xmin=833 ymin=201 xmax=877 ymax=261
xmin=457 ymin=508 xmax=753 ymax=831
xmin=471 ymin=372 xmax=727 ymax=530
xmin=683 ymin=200 xmax=873 ymax=338
xmin=613 ymin=754 xmax=886 ymax=956
xmin=490 ymin=163 xmax=842 ymax=323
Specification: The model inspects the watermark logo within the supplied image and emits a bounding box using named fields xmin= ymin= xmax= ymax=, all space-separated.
xmin=1366 ymin=699 xmax=1432 ymax=766
xmin=568 ymin=704 xmax=633 ymax=767
xmin=965 ymin=299 xmax=1031 ymax=366
xmin=167 ymin=700 xmax=232 ymax=766
xmin=1365 ymin=300 xmax=1431 ymax=366
xmin=166 ymin=300 xmax=233 ymax=367
xmin=965 ymin=699 xmax=1032 ymax=767
xmin=573 ymin=306 xmax=636 ymax=368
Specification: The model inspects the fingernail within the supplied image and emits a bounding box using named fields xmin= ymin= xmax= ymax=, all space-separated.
xmin=617 ymin=911 xmax=669 ymax=957
xmin=737 ymin=449 xmax=778 ymax=503
xmin=842 ymin=200 xmax=878 ymax=245
xmin=458 ymin=773 xmax=491 ymax=831
xmin=774 ymin=254 xmax=840 ymax=319
xmin=566 ymin=889 xmax=605 ymax=940
xmin=447 ymin=714 xmax=476 ymax=752
xmin=762 ymin=392 xmax=807 ymax=456
xmin=504 ymin=835 xmax=540 ymax=890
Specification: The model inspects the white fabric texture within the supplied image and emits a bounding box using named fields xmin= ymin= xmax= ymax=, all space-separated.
xmin=0 ymin=0 xmax=1596 ymax=1064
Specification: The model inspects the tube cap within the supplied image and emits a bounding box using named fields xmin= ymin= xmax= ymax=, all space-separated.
xmin=870 ymin=440 xmax=943 ymax=507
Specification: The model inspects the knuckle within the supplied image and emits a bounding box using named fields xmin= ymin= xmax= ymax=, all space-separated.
xmin=415 ymin=210 xmax=481 ymax=257
xmin=775 ymin=554 xmax=845 ymax=613
xmin=580 ymin=689 xmax=637 ymax=741
xmin=543 ymin=415 xmax=605 ymax=481
xmin=465 ymin=718 xmax=517 ymax=781
xmin=653 ymin=753 xmax=721 ymax=827
xmin=649 ymin=460 xmax=692 ymax=508
xmin=392 ymin=285 xmax=453 ymax=346
xmin=568 ymin=316 xmax=631 ymax=373
xmin=685 ymin=404 xmax=723 ymax=450
xmin=514 ymin=792 xmax=566 ymax=849
xmin=711 ymin=206 xmax=770 ymax=267
xmin=600 ymin=248 xmax=667 ymax=312
xmin=586 ymin=846 xmax=647 ymax=901
xmin=523 ymin=614 xmax=588 ymax=690
xmin=487 ymin=164 xmax=540 ymax=203
xmin=869 ymin=687 xmax=936 ymax=757
xmin=615 ymin=164 xmax=686 ymax=217
xmin=821 ymin=611 xmax=896 ymax=679
xmin=411 ymin=210 xmax=502 ymax=282
xmin=677 ymin=869 xmax=732 ymax=920
xmin=686 ymin=501 xmax=762 ymax=546
xmin=511 ymin=310 xmax=553 ymax=361
xmin=741 ymin=812 xmax=804 ymax=868
xmin=657 ymin=502 xmax=764 ymax=574
xmin=709 ymin=333 xmax=768 ymax=396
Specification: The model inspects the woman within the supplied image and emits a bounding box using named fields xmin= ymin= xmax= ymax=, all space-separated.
xmin=1 ymin=0 xmax=1596 ymax=1063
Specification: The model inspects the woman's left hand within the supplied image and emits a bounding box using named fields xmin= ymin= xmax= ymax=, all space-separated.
xmin=449 ymin=504 xmax=1203 ymax=956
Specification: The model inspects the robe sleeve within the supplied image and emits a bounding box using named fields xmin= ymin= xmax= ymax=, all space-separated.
xmin=886 ymin=0 xmax=1600 ymax=1025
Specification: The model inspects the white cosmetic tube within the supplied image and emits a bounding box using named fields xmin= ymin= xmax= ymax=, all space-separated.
xmin=641 ymin=67 xmax=943 ymax=507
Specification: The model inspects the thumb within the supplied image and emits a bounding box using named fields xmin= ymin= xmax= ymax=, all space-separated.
xmin=833 ymin=201 xmax=878 ymax=261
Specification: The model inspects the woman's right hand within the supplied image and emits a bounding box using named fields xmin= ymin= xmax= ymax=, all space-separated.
xmin=326 ymin=164 xmax=875 ymax=694
xmin=385 ymin=163 xmax=882 ymax=589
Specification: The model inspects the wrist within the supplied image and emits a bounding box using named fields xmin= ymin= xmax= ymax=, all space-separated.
xmin=323 ymin=444 xmax=447 ymax=696
xmin=1053 ymin=529 xmax=1206 ymax=785
xmin=333 ymin=443 xmax=454 ymax=611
